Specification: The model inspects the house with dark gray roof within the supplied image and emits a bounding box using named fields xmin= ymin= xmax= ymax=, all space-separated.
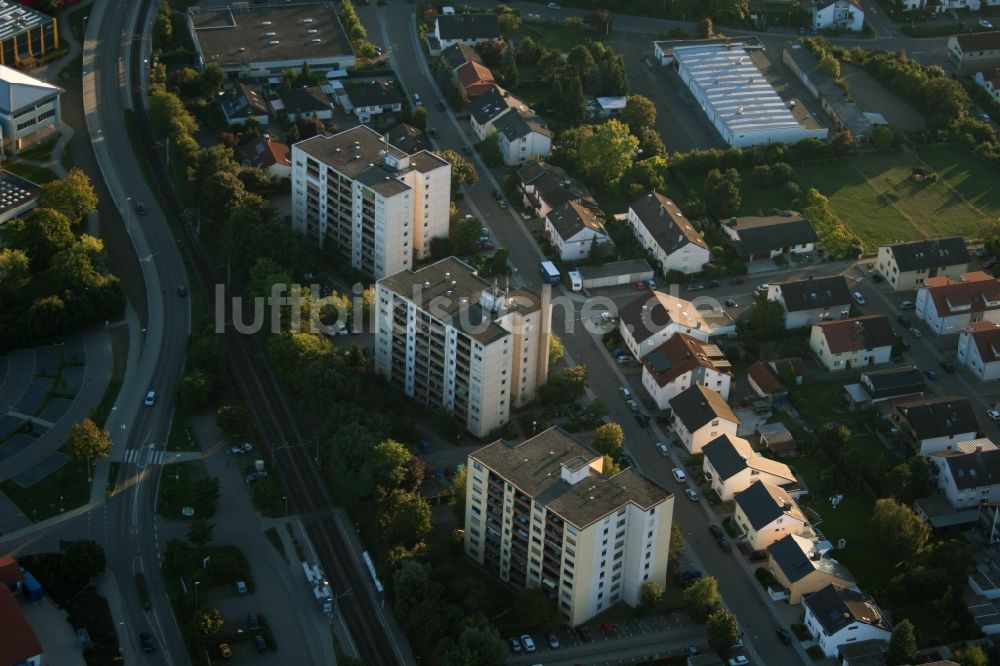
xmin=346 ymin=80 xmax=405 ymax=121
xmin=930 ymin=438 xmax=1000 ymax=508
xmin=859 ymin=365 xmax=925 ymax=403
xmin=668 ymin=384 xmax=739 ymax=454
xmin=876 ymin=237 xmax=969 ymax=291
xmin=517 ymin=161 xmax=597 ymax=219
xmin=439 ymin=43 xmax=482 ymax=73
xmin=767 ymin=276 xmax=852 ymax=329
xmin=802 ymin=584 xmax=891 ymax=658
xmin=892 ymin=395 xmax=979 ymax=455
xmin=221 ymin=82 xmax=269 ymax=127
xmin=430 ymin=13 xmax=501 ymax=55
xmin=767 ymin=534 xmax=856 ymax=604
xmin=702 ymin=434 xmax=797 ymax=501
xmin=277 ymin=86 xmax=333 ymax=122
xmin=543 ymin=201 xmax=609 ymax=261
xmin=387 ymin=123 xmax=431 ymax=154
xmin=722 ymin=211 xmax=818 ymax=261
xmin=733 ymin=480 xmax=810 ymax=550
xmin=495 ymin=111 xmax=551 ymax=166
xmin=626 ymin=192 xmax=710 ymax=275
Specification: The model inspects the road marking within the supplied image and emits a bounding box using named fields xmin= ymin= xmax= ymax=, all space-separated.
xmin=125 ymin=448 xmax=164 ymax=465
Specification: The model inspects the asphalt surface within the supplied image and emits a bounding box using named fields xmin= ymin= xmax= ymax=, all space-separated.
xmin=83 ymin=0 xmax=192 ymax=662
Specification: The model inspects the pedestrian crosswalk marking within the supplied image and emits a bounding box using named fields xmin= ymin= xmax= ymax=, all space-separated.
xmin=123 ymin=449 xmax=164 ymax=465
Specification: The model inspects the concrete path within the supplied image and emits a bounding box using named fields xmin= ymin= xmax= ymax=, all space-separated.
xmin=0 ymin=490 xmax=32 ymax=535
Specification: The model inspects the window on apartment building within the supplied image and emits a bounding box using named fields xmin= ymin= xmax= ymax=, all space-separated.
xmin=598 ymin=593 xmax=603 ymax=600
xmin=612 ymin=573 xmax=621 ymax=582
xmin=616 ymin=519 xmax=625 ymax=528
xmin=613 ymin=562 xmax=622 ymax=571
xmin=645 ymin=563 xmax=650 ymax=570
xmin=565 ymin=558 xmax=574 ymax=569
xmin=614 ymin=552 xmax=623 ymax=561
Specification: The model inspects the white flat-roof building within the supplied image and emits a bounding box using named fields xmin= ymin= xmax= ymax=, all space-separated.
xmin=0 ymin=64 xmax=62 ymax=155
xmin=673 ymin=42 xmax=828 ymax=147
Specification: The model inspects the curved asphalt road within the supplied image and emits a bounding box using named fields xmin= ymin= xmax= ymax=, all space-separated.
xmin=83 ymin=0 xmax=191 ymax=662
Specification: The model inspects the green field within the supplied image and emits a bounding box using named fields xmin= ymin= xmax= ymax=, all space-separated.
xmin=739 ymin=146 xmax=1000 ymax=254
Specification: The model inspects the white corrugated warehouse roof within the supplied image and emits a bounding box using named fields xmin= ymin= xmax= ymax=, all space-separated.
xmin=674 ymin=43 xmax=802 ymax=136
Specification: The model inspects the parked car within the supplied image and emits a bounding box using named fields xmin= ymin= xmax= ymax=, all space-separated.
xmin=976 ymin=247 xmax=992 ymax=258
xmin=139 ymin=632 xmax=156 ymax=653
xmin=245 ymin=471 xmax=268 ymax=484
xmin=217 ymin=643 xmax=232 ymax=659
xmin=254 ymin=635 xmax=268 ymax=653
xmin=940 ymin=359 xmax=956 ymax=373
xmin=923 ymin=368 xmax=938 ymax=380
xmin=248 ymin=614 xmax=260 ymax=631
xmin=724 ymin=298 xmax=738 ymax=308
xmin=412 ymin=93 xmax=422 ymax=105
xmin=728 ymin=657 xmax=749 ymax=666
xmin=436 ymin=101 xmax=446 ymax=111
xmin=619 ymin=386 xmax=632 ymax=400
xmin=575 ymin=626 xmax=592 ymax=642
xmin=899 ymin=300 xmax=915 ymax=310
xmin=635 ymin=413 xmax=651 ymax=427
xmin=177 ymin=285 xmax=187 ymax=297
xmin=672 ymin=468 xmax=687 ymax=482
xmin=521 ymin=635 xmax=536 ymax=653
xmin=980 ymin=18 xmax=994 ymax=28
xmin=611 ymin=348 xmax=629 ymax=358
xmin=896 ymin=315 xmax=911 ymax=326
xmin=852 ymin=291 xmax=866 ymax=305
xmin=685 ymin=488 xmax=701 ymax=502
xmin=910 ymin=326 xmax=922 ymax=338
xmin=144 ymin=390 xmax=157 ymax=406
xmin=599 ymin=623 xmax=616 ymax=636
xmin=230 ymin=442 xmax=253 ymax=454
xmin=980 ymin=112 xmax=993 ymax=122
xmin=235 ymin=580 xmax=248 ymax=595
xmin=708 ymin=524 xmax=724 ymax=539
xmin=428 ymin=127 xmax=439 ymax=139
xmin=717 ymin=538 xmax=732 ymax=553
xmin=462 ymin=145 xmax=473 ymax=155
xmin=134 ymin=201 xmax=146 ymax=215
xmin=547 ymin=632 xmax=560 ymax=649
xmin=776 ymin=628 xmax=793 ymax=645
xmin=509 ymin=637 xmax=522 ymax=653
xmin=547 ymin=1 xmax=562 ymax=8
xmin=687 ymin=282 xmax=705 ymax=291
xmin=988 ymin=409 xmax=1000 ymax=421
xmin=626 ymin=398 xmax=640 ymax=413
xmin=656 ymin=442 xmax=670 ymax=456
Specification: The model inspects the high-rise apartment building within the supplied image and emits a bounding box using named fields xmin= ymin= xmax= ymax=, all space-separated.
xmin=464 ymin=427 xmax=673 ymax=625
xmin=291 ymin=125 xmax=451 ymax=278
xmin=375 ymin=257 xmax=551 ymax=437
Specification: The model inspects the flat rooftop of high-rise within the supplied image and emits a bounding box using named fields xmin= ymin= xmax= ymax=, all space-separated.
xmin=472 ymin=427 xmax=671 ymax=528
xmin=295 ymin=125 xmax=410 ymax=177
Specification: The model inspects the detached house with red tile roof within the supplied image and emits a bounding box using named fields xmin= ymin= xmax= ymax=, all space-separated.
xmin=640 ymin=333 xmax=732 ymax=408
xmin=916 ymin=271 xmax=1000 ymax=335
xmin=241 ymin=135 xmax=291 ymax=179
xmin=809 ymin=315 xmax=895 ymax=371
xmin=957 ymin=320 xmax=1000 ymax=381
xmin=455 ymin=60 xmax=495 ymax=101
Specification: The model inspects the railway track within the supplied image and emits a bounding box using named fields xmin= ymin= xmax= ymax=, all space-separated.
xmin=126 ymin=2 xmax=401 ymax=663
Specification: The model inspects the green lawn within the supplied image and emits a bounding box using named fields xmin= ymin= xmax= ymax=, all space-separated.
xmin=156 ymin=460 xmax=215 ymax=520
xmin=792 ymin=455 xmax=890 ymax=591
xmin=166 ymin=414 xmax=200 ymax=452
xmin=789 ymin=379 xmax=857 ymax=426
xmin=0 ymin=447 xmax=90 ymax=522
xmin=737 ymin=146 xmax=1000 ymax=255
xmin=3 ymin=161 xmax=59 ymax=184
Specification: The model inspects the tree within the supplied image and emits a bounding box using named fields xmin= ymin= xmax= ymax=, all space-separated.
xmin=639 ymin=580 xmax=663 ymax=611
xmin=193 ymin=608 xmax=224 ymax=638
xmin=163 ymin=539 xmax=190 ymax=573
xmin=567 ymin=45 xmax=596 ymax=77
xmin=872 ymin=498 xmax=930 ymax=562
xmin=411 ymin=105 xmax=428 ymax=130
xmin=683 ymin=576 xmax=723 ymax=622
xmin=66 ymin=419 xmax=113 ymax=462
xmin=870 ymin=124 xmax=894 ymax=151
xmin=193 ymin=477 xmax=221 ymax=516
xmin=624 ymin=94 xmax=657 ymax=130
xmin=177 ymin=370 xmax=212 ymax=412
xmin=748 ymin=297 xmax=786 ymax=336
xmin=61 ymin=539 xmax=107 ymax=582
xmin=500 ymin=54 xmax=519 ymax=89
xmin=38 ymin=168 xmax=99 ymax=223
xmin=539 ymin=365 xmax=588 ymax=404
xmin=28 ymin=294 xmax=67 ymax=335
xmin=819 ymin=52 xmax=841 ymax=78
xmin=592 ymin=422 xmax=624 ymax=456
xmin=516 ymin=36 xmax=542 ymax=65
xmin=199 ymin=171 xmax=247 ymax=229
xmin=887 ymin=619 xmax=917 ymax=665
xmin=440 ymin=626 xmax=508 ymax=666
xmin=436 ymin=149 xmax=478 ymax=188
xmin=498 ymin=12 xmax=521 ymax=36
xmin=703 ymin=168 xmax=742 ymax=218
xmin=698 ymin=17 xmax=714 ymax=39
xmin=476 ymin=132 xmax=504 ymax=168
xmin=578 ymin=119 xmax=639 ymax=187
xmin=2 ymin=208 xmax=75 ymax=272
xmin=514 ymin=588 xmax=558 ymax=628
xmin=953 ymin=645 xmax=988 ymax=666
xmin=216 ymin=404 xmax=250 ymax=441
xmin=377 ymin=488 xmax=431 ymax=550
xmin=707 ymin=609 xmax=739 ymax=655
xmin=602 ymin=454 xmax=621 ymax=476
xmin=187 ymin=519 xmax=214 ymax=546
xmin=549 ymin=335 xmax=565 ymax=366
xmin=450 ymin=464 xmax=467 ymax=521
xmin=559 ymin=74 xmax=587 ymax=126
xmin=637 ymin=126 xmax=667 ymax=159
xmin=0 ymin=248 xmax=29 ymax=304
xmin=196 ymin=63 xmax=225 ymax=98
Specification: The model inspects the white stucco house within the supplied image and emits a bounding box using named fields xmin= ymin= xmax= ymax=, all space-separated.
xmin=640 ymin=333 xmax=732 ymax=408
xmin=733 ymin=480 xmax=810 ymax=551
xmin=957 ymin=320 xmax=1000 ymax=381
xmin=915 ymin=271 xmax=1000 ymax=336
xmin=543 ymin=202 xmax=609 ymax=262
xmin=809 ymin=315 xmax=895 ymax=371
xmin=617 ymin=291 xmax=715 ymax=359
xmin=875 ymin=237 xmax=969 ymax=291
xmin=802 ymin=584 xmax=891 ymax=658
xmin=808 ymin=0 xmax=865 ymax=33
xmin=668 ymin=384 xmax=739 ymax=455
xmin=702 ymin=433 xmax=797 ymax=501
xmin=892 ymin=395 xmax=980 ymax=456
xmin=767 ymin=276 xmax=852 ymax=330
xmin=931 ymin=439 xmax=1000 ymax=509
xmin=626 ymin=192 xmax=710 ymax=275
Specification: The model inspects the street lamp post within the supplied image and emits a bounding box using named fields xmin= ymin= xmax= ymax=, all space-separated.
xmin=59 ymin=495 xmax=64 ymax=512
xmin=283 ymin=496 xmax=288 ymax=518
xmin=194 ymin=580 xmax=200 ymax=607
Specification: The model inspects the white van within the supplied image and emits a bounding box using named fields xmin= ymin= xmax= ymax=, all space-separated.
xmin=442 ymin=5 xmax=455 ymax=14
xmin=568 ymin=270 xmax=582 ymax=291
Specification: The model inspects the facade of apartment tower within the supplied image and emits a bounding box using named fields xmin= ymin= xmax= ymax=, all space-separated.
xmin=464 ymin=428 xmax=673 ymax=626
xmin=375 ymin=257 xmax=551 ymax=437
xmin=291 ymin=125 xmax=451 ymax=279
